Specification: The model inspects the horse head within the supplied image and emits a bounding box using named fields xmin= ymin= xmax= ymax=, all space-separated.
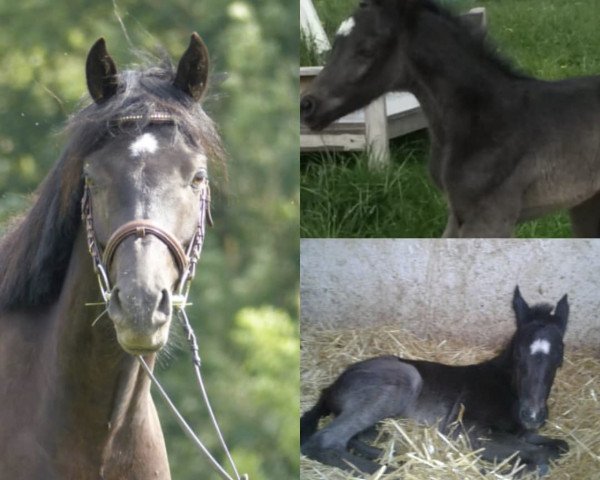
xmin=511 ymin=286 xmax=568 ymax=430
xmin=82 ymin=34 xmax=216 ymax=355
xmin=301 ymin=0 xmax=416 ymax=130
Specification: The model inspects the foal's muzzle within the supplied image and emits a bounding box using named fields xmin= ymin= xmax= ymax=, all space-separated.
xmin=300 ymin=95 xmax=317 ymax=122
xmin=519 ymin=405 xmax=548 ymax=430
xmin=300 ymin=92 xmax=345 ymax=131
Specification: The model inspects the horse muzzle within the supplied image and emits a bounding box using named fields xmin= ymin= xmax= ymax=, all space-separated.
xmin=103 ymin=224 xmax=184 ymax=355
xmin=519 ymin=405 xmax=548 ymax=430
xmin=300 ymin=93 xmax=343 ymax=131
xmin=108 ymin=282 xmax=172 ymax=354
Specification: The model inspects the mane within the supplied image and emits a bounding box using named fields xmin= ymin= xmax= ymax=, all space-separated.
xmin=408 ymin=0 xmax=530 ymax=80
xmin=526 ymin=303 xmax=555 ymax=320
xmin=0 ymin=58 xmax=225 ymax=313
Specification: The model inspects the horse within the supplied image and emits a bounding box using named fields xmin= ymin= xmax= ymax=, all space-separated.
xmin=301 ymin=287 xmax=570 ymax=476
xmin=0 ymin=33 xmax=224 ymax=479
xmin=300 ymin=0 xmax=600 ymax=238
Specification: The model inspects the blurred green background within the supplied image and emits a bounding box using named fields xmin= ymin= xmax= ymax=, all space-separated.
xmin=0 ymin=0 xmax=299 ymax=478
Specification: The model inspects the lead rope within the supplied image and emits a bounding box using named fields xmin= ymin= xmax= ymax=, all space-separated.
xmin=176 ymin=307 xmax=244 ymax=480
xmin=83 ymin=179 xmax=247 ymax=480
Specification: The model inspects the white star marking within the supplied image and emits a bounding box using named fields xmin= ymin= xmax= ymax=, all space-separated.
xmin=530 ymin=339 xmax=551 ymax=355
xmin=129 ymin=133 xmax=159 ymax=157
xmin=337 ymin=17 xmax=355 ymax=37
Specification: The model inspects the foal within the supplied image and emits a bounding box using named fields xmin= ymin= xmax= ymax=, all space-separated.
xmin=301 ymin=287 xmax=569 ymax=475
xmin=301 ymin=0 xmax=600 ymax=237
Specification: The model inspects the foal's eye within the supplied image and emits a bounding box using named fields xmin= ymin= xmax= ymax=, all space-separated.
xmin=191 ymin=169 xmax=208 ymax=189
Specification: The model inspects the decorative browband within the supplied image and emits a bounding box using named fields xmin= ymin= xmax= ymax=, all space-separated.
xmin=116 ymin=112 xmax=174 ymax=123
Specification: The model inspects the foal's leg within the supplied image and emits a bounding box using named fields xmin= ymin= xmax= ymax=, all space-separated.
xmin=348 ymin=437 xmax=384 ymax=460
xmin=519 ymin=431 xmax=569 ymax=458
xmin=471 ymin=430 xmax=561 ymax=475
xmin=302 ymin=359 xmax=422 ymax=473
xmin=447 ymin=172 xmax=522 ymax=237
xmin=348 ymin=426 xmax=384 ymax=460
xmin=456 ymin=194 xmax=519 ymax=237
xmin=569 ymin=191 xmax=600 ymax=237
xmin=442 ymin=211 xmax=460 ymax=238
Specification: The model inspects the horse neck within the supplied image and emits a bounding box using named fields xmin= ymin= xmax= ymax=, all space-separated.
xmin=48 ymin=229 xmax=160 ymax=472
xmin=403 ymin=13 xmax=525 ymax=141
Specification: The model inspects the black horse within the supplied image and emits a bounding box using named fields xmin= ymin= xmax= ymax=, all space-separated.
xmin=301 ymin=0 xmax=600 ymax=237
xmin=301 ymin=287 xmax=569 ymax=475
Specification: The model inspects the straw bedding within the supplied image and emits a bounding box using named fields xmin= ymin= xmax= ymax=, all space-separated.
xmin=300 ymin=327 xmax=600 ymax=480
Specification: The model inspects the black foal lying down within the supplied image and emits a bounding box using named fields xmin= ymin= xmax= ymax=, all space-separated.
xmin=301 ymin=287 xmax=569 ymax=475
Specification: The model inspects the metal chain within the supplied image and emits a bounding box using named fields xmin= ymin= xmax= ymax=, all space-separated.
xmin=82 ymin=184 xmax=112 ymax=302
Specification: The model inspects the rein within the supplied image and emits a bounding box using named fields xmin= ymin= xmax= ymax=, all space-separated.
xmin=80 ymin=129 xmax=247 ymax=480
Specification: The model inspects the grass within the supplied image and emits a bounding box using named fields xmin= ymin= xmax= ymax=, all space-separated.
xmin=300 ymin=0 xmax=600 ymax=238
xmin=301 ymin=133 xmax=445 ymax=237
xmin=301 ymin=133 xmax=571 ymax=238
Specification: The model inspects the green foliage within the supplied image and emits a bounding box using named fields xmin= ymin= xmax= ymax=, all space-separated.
xmin=300 ymin=33 xmax=325 ymax=67
xmin=480 ymin=0 xmax=600 ymax=79
xmin=231 ymin=307 xmax=299 ymax=477
xmin=300 ymin=0 xmax=600 ymax=237
xmin=0 ymin=0 xmax=298 ymax=478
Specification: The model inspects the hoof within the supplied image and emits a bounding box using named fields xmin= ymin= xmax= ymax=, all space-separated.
xmin=536 ymin=463 xmax=550 ymax=477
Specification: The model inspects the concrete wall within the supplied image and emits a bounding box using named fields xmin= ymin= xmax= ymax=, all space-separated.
xmin=301 ymin=239 xmax=600 ymax=349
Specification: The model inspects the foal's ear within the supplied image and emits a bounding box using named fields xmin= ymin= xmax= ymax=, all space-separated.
xmin=460 ymin=9 xmax=487 ymax=41
xmin=512 ymin=286 xmax=530 ymax=326
xmin=86 ymin=38 xmax=118 ymax=103
xmin=174 ymin=32 xmax=209 ymax=101
xmin=554 ymin=294 xmax=569 ymax=334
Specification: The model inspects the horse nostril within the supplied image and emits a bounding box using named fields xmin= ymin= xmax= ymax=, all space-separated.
xmin=520 ymin=406 xmax=546 ymax=426
xmin=110 ymin=288 xmax=121 ymax=310
xmin=300 ymin=95 xmax=317 ymax=119
xmin=157 ymin=289 xmax=171 ymax=319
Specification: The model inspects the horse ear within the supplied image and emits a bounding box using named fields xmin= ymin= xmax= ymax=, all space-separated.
xmin=554 ymin=294 xmax=569 ymax=334
xmin=174 ymin=32 xmax=209 ymax=101
xmin=460 ymin=9 xmax=487 ymax=41
xmin=512 ymin=286 xmax=529 ymax=326
xmin=86 ymin=38 xmax=118 ymax=103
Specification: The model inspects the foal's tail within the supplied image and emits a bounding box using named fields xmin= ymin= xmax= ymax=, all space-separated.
xmin=300 ymin=392 xmax=331 ymax=445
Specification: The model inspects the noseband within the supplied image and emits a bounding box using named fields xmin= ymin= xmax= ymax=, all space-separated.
xmin=81 ymin=162 xmax=211 ymax=307
xmin=102 ymin=220 xmax=189 ymax=276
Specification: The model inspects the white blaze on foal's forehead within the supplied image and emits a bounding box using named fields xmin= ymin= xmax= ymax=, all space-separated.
xmin=129 ymin=133 xmax=159 ymax=157
xmin=336 ymin=17 xmax=355 ymax=37
xmin=530 ymin=338 xmax=551 ymax=355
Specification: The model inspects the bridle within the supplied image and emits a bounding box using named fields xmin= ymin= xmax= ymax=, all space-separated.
xmin=81 ymin=168 xmax=211 ymax=308
xmin=80 ymin=114 xmax=246 ymax=480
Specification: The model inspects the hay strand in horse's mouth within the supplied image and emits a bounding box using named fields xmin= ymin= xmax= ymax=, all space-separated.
xmin=91 ymin=308 xmax=108 ymax=327
xmin=301 ymin=327 xmax=600 ymax=480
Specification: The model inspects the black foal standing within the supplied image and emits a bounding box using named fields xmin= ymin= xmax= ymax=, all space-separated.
xmin=301 ymin=0 xmax=600 ymax=237
xmin=301 ymin=287 xmax=569 ymax=475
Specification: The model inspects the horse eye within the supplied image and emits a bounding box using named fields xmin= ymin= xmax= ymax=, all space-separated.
xmin=191 ymin=169 xmax=207 ymax=189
